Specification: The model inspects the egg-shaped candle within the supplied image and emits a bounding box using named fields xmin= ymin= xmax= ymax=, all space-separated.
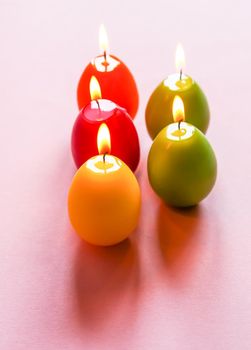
xmin=147 ymin=96 xmax=217 ymax=207
xmin=146 ymin=44 xmax=210 ymax=140
xmin=68 ymin=123 xmax=141 ymax=246
xmin=72 ymin=76 xmax=140 ymax=172
xmin=77 ymin=25 xmax=139 ymax=118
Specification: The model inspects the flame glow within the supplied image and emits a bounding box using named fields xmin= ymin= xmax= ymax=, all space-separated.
xmin=89 ymin=76 xmax=102 ymax=100
xmin=99 ymin=24 xmax=109 ymax=53
xmin=97 ymin=123 xmax=111 ymax=155
xmin=172 ymin=96 xmax=185 ymax=123
xmin=175 ymin=43 xmax=185 ymax=73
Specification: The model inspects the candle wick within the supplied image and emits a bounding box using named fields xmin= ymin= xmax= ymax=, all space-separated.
xmin=104 ymin=50 xmax=107 ymax=72
xmin=96 ymin=99 xmax=100 ymax=110
xmin=95 ymin=99 xmax=102 ymax=119
xmin=179 ymin=69 xmax=182 ymax=81
xmin=103 ymin=153 xmax=107 ymax=163
xmin=178 ymin=121 xmax=181 ymax=130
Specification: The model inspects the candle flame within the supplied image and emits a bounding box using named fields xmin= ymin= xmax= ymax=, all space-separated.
xmin=172 ymin=96 xmax=185 ymax=123
xmin=175 ymin=43 xmax=185 ymax=73
xmin=99 ymin=24 xmax=109 ymax=53
xmin=89 ymin=76 xmax=102 ymax=100
xmin=97 ymin=123 xmax=111 ymax=155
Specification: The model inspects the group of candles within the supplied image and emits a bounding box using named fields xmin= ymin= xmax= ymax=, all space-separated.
xmin=68 ymin=25 xmax=217 ymax=246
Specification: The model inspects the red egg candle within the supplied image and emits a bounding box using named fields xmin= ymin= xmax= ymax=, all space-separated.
xmin=72 ymin=76 xmax=140 ymax=172
xmin=77 ymin=24 xmax=139 ymax=118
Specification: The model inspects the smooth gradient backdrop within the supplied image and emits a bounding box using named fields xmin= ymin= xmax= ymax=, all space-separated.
xmin=1 ymin=0 xmax=251 ymax=349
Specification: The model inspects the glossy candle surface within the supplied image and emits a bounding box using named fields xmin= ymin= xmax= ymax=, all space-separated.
xmin=71 ymin=99 xmax=140 ymax=172
xmin=147 ymin=122 xmax=217 ymax=207
xmin=77 ymin=54 xmax=139 ymax=118
xmin=68 ymin=155 xmax=141 ymax=246
xmin=145 ymin=73 xmax=210 ymax=139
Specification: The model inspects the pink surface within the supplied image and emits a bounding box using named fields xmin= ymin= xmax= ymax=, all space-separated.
xmin=0 ymin=1 xmax=251 ymax=349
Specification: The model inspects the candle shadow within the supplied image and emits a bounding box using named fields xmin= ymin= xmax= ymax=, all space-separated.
xmin=134 ymin=156 xmax=144 ymax=181
xmin=73 ymin=236 xmax=140 ymax=330
xmin=158 ymin=202 xmax=204 ymax=286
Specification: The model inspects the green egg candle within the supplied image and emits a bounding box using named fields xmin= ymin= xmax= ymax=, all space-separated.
xmin=145 ymin=44 xmax=210 ymax=140
xmin=147 ymin=96 xmax=217 ymax=207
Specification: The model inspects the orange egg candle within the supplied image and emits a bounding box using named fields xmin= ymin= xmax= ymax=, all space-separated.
xmin=68 ymin=123 xmax=141 ymax=246
xmin=77 ymin=24 xmax=139 ymax=118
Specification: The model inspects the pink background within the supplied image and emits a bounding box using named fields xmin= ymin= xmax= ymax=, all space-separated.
xmin=1 ymin=0 xmax=251 ymax=349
